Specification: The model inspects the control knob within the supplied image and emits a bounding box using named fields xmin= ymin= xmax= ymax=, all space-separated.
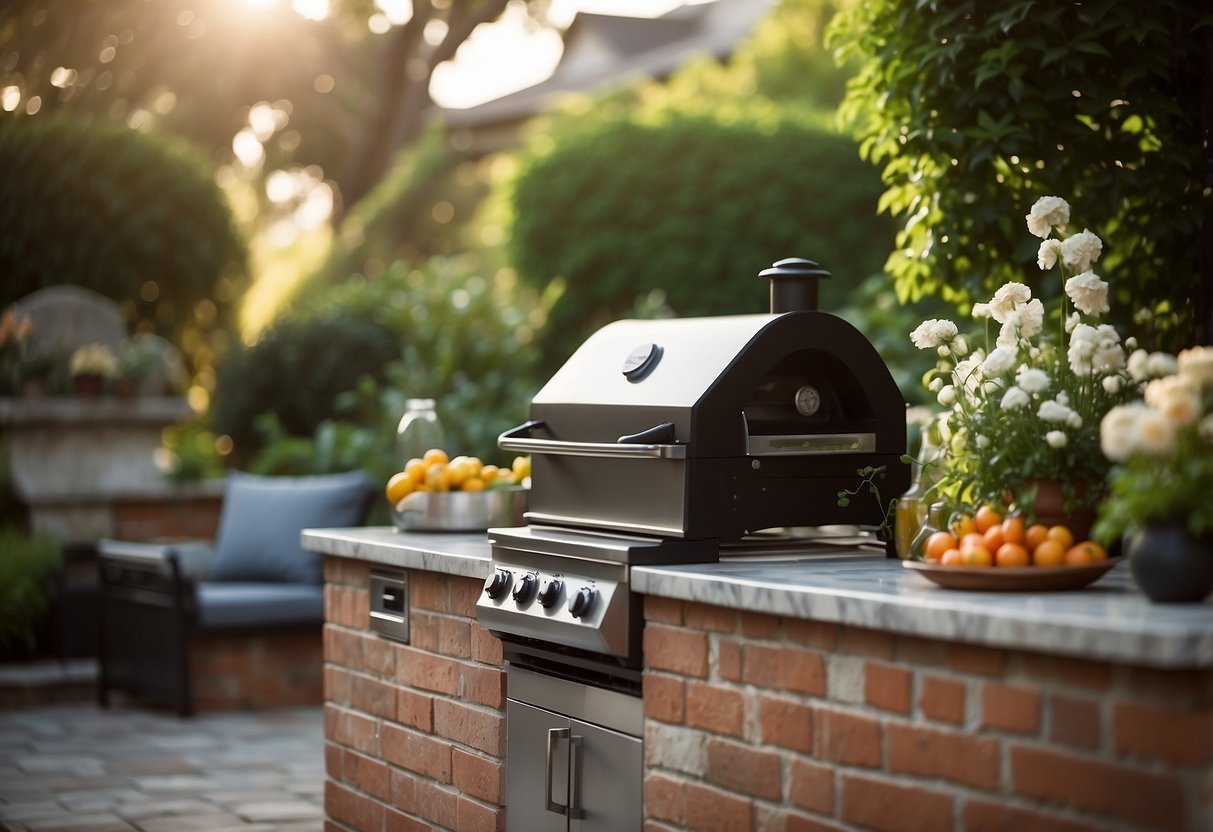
xmin=484 ymin=569 xmax=512 ymax=600
xmin=536 ymin=578 xmax=563 ymax=609
xmin=512 ymin=573 xmax=539 ymax=605
xmin=568 ymin=586 xmax=597 ymax=619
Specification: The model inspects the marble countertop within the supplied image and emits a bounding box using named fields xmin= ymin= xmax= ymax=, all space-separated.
xmin=303 ymin=527 xmax=1213 ymax=668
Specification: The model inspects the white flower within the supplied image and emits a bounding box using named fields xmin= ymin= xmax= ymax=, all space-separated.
xmin=1127 ymin=349 xmax=1150 ymax=381
xmin=1060 ymin=229 xmax=1103 ymax=272
xmin=988 ymin=283 xmax=1032 ymax=324
xmin=1091 ymin=326 xmax=1125 ymax=375
xmin=1145 ymin=375 xmax=1202 ymax=428
xmin=937 ymin=385 xmax=957 ymax=407
xmin=1068 ymin=323 xmax=1098 ymax=375
xmin=1146 ymin=351 xmax=1178 ymax=379
xmin=1045 ymin=430 xmax=1068 ymax=449
xmin=1136 ymin=408 xmax=1178 ymax=456
xmin=952 ymin=335 xmax=970 ymax=357
xmin=1037 ymin=238 xmax=1062 ymax=270
xmin=972 ymin=303 xmax=992 ymax=320
xmin=1177 ymin=345 xmax=1213 ymax=387
xmin=1016 ymin=367 xmax=1050 ymax=394
xmin=928 ymin=376 xmax=944 ymax=393
xmin=911 ymin=318 xmax=959 ymax=349
xmin=1026 ymin=196 xmax=1070 ymax=238
xmin=1001 ymin=386 xmax=1030 ymax=409
xmin=1038 ymin=398 xmax=1078 ymax=424
xmin=1102 ymin=375 xmax=1123 ymax=394
xmin=1125 ymin=337 xmax=1138 ymax=350
xmin=1101 ymin=403 xmax=1145 ymax=462
xmin=976 ymin=434 xmax=990 ymax=449
xmin=1064 ymin=312 xmax=1081 ymax=334
xmin=1064 ymin=271 xmax=1110 ymax=316
xmin=981 ymin=346 xmax=1017 ymax=377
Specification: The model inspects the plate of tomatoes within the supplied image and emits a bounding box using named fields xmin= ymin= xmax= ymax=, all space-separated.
xmin=903 ymin=504 xmax=1121 ymax=592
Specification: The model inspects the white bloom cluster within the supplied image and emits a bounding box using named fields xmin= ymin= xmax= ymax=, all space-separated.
xmin=1026 ymin=196 xmax=1070 ymax=239
xmin=1038 ymin=394 xmax=1081 ymax=428
xmin=1101 ymin=345 xmax=1213 ymax=461
xmin=1127 ymin=349 xmax=1177 ymax=382
xmin=1064 ymin=271 xmax=1110 ymax=316
xmin=1068 ymin=323 xmax=1124 ymax=376
xmin=1060 ymin=229 xmax=1103 ymax=273
xmin=910 ymin=318 xmax=958 ymax=349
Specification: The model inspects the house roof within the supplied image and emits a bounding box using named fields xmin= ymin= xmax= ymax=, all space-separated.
xmin=440 ymin=0 xmax=773 ymax=130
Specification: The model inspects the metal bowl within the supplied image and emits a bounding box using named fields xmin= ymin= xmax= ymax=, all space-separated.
xmin=391 ymin=487 xmax=528 ymax=532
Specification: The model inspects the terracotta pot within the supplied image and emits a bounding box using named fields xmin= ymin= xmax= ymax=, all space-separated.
xmin=73 ymin=374 xmax=106 ymax=400
xmin=1028 ymin=479 xmax=1095 ymax=542
xmin=1127 ymin=521 xmax=1213 ymax=603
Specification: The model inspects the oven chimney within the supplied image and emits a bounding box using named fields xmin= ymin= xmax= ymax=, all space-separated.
xmin=760 ymin=257 xmax=832 ymax=313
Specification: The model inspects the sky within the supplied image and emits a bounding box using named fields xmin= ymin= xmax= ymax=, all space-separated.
xmin=429 ymin=0 xmax=705 ymax=109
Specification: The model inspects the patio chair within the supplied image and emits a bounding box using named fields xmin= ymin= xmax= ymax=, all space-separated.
xmin=96 ymin=470 xmax=372 ymax=715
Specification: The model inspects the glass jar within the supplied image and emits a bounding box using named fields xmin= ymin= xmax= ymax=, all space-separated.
xmin=894 ymin=457 xmax=928 ymax=559
xmin=396 ymin=398 xmax=445 ymax=467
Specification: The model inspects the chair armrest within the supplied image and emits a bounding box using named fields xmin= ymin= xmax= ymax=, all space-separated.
xmin=97 ymin=539 xmax=215 ymax=580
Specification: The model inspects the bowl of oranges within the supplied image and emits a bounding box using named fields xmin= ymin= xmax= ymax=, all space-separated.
xmin=903 ymin=504 xmax=1120 ymax=591
xmin=385 ymin=449 xmax=530 ymax=532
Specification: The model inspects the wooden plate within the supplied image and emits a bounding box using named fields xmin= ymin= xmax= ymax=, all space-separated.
xmin=902 ymin=557 xmax=1122 ymax=591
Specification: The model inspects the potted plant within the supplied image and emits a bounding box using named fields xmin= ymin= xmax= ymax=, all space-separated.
xmin=906 ymin=196 xmax=1164 ymax=544
xmin=114 ymin=337 xmax=157 ymax=400
xmin=1093 ymin=346 xmax=1213 ymax=601
xmin=68 ymin=342 xmax=118 ymax=399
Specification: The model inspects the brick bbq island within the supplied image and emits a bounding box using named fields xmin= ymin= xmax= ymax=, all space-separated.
xmin=303 ymin=526 xmax=1213 ymax=832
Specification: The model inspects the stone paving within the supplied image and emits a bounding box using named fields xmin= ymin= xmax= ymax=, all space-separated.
xmin=0 ymin=703 xmax=324 ymax=831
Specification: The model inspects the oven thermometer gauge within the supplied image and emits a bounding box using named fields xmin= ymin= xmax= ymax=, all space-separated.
xmin=794 ymin=384 xmax=821 ymax=417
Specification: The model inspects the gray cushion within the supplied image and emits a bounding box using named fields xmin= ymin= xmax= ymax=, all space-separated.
xmin=196 ymin=582 xmax=324 ymax=630
xmin=207 ymin=470 xmax=370 ymax=585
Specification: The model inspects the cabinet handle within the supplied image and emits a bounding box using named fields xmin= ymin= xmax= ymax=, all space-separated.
xmin=568 ymin=733 xmax=585 ymax=820
xmin=545 ymin=728 xmax=569 ymax=816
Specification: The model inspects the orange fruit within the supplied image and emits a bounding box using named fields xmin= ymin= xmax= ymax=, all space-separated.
xmin=975 ymin=505 xmax=1004 ymax=533
xmin=1064 ymin=545 xmax=1094 ymax=565
xmin=995 ymin=542 xmax=1029 ymax=567
xmin=925 ymin=531 xmax=959 ymax=560
xmin=423 ymin=448 xmax=449 ymax=467
xmin=940 ymin=548 xmax=965 ymax=566
xmin=1024 ymin=524 xmax=1049 ymax=552
xmin=1033 ymin=539 xmax=1066 ymax=567
xmin=1046 ymin=525 xmax=1075 ymax=550
xmin=404 ymin=457 xmax=427 ymax=485
xmin=951 ymin=514 xmax=978 ymax=538
xmin=981 ymin=525 xmax=1005 ymax=554
xmin=1081 ymin=541 xmax=1107 ymax=561
xmin=1001 ymin=516 xmax=1025 ymax=545
xmin=960 ymin=533 xmax=986 ymax=552
xmin=385 ymin=471 xmax=413 ymax=505
xmin=963 ymin=544 xmax=993 ymax=567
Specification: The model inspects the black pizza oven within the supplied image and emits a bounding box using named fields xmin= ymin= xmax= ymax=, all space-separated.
xmin=498 ymin=258 xmax=910 ymax=541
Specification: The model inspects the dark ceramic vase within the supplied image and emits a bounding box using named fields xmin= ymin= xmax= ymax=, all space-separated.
xmin=1127 ymin=521 xmax=1213 ymax=603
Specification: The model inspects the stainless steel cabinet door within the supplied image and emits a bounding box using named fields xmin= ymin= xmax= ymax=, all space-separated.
xmin=570 ymin=719 xmax=642 ymax=832
xmin=506 ymin=699 xmax=570 ymax=832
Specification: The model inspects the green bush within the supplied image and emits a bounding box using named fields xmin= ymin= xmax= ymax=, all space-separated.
xmin=828 ymin=0 xmax=1209 ymax=350
xmin=0 ymin=526 xmax=61 ymax=656
xmin=0 ymin=116 xmax=248 ymax=372
xmin=205 ymin=258 xmax=546 ymax=521
xmin=509 ymin=110 xmax=895 ymax=371
xmin=210 ymin=311 xmax=400 ymax=466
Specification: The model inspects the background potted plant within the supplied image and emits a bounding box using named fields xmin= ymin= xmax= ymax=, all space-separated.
xmin=908 ymin=196 xmax=1157 ymax=539
xmin=1093 ymin=346 xmax=1213 ymax=602
xmin=114 ymin=337 xmax=158 ymax=400
xmin=68 ymin=342 xmax=117 ymax=399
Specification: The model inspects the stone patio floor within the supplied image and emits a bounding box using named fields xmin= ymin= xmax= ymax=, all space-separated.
xmin=0 ymin=698 xmax=324 ymax=832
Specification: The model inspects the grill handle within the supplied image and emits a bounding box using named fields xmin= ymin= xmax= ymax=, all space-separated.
xmin=499 ymin=420 xmax=687 ymax=460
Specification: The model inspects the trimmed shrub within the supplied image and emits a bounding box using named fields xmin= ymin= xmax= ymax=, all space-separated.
xmin=509 ymin=111 xmax=895 ymax=371
xmin=0 ymin=116 xmax=247 ymax=371
xmin=210 ymin=312 xmax=400 ymax=465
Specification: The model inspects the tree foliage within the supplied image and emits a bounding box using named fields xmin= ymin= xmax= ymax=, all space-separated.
xmin=0 ymin=0 xmax=541 ymax=227
xmin=0 ymin=116 xmax=246 ymax=371
xmin=509 ymin=110 xmax=894 ymax=370
xmin=828 ymin=0 xmax=1212 ymax=350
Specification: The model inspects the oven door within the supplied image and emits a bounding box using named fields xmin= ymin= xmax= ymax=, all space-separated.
xmin=506 ymin=667 xmax=642 ymax=832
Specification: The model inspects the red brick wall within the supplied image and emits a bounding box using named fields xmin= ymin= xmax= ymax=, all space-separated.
xmin=323 ymin=557 xmax=506 ymax=832
xmin=111 ymin=495 xmax=223 ymax=541
xmin=642 ymin=597 xmax=1213 ymax=832
xmin=191 ymin=629 xmax=323 ymax=710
